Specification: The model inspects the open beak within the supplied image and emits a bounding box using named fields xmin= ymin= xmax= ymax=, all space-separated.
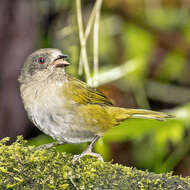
xmin=52 ymin=55 xmax=70 ymax=68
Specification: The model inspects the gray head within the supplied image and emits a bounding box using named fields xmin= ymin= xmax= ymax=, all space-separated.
xmin=18 ymin=48 xmax=69 ymax=83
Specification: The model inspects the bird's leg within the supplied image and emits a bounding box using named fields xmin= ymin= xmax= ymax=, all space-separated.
xmin=35 ymin=141 xmax=65 ymax=150
xmin=35 ymin=142 xmax=57 ymax=150
xmin=72 ymin=135 xmax=104 ymax=162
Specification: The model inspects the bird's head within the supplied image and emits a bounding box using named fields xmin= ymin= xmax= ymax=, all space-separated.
xmin=18 ymin=48 xmax=70 ymax=83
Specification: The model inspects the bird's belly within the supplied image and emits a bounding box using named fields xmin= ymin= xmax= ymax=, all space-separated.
xmin=29 ymin=105 xmax=95 ymax=143
xmin=21 ymin=84 xmax=95 ymax=144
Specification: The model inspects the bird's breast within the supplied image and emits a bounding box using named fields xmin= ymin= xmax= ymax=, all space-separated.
xmin=20 ymin=80 xmax=95 ymax=143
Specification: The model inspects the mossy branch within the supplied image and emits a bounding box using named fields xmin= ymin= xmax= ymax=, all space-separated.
xmin=0 ymin=137 xmax=190 ymax=190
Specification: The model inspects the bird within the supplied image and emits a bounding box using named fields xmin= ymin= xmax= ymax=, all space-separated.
xmin=18 ymin=48 xmax=173 ymax=161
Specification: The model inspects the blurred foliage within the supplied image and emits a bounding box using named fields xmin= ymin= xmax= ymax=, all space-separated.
xmin=146 ymin=8 xmax=187 ymax=30
xmin=28 ymin=0 xmax=190 ymax=175
xmin=155 ymin=51 xmax=186 ymax=82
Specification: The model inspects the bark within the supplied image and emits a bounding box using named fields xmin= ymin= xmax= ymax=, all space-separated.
xmin=0 ymin=137 xmax=189 ymax=190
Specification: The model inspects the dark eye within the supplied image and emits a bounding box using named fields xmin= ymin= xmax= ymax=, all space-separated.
xmin=38 ymin=57 xmax=45 ymax=64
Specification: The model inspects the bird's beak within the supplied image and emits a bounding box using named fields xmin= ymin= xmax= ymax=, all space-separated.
xmin=52 ymin=55 xmax=70 ymax=68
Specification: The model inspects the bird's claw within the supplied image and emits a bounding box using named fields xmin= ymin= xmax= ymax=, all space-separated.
xmin=72 ymin=152 xmax=104 ymax=162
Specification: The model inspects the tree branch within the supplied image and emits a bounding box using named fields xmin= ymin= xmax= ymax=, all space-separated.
xmin=0 ymin=137 xmax=190 ymax=189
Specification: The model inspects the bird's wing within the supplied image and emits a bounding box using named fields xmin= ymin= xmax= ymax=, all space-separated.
xmin=63 ymin=76 xmax=113 ymax=106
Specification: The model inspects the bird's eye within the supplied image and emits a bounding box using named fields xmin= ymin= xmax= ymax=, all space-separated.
xmin=38 ymin=57 xmax=45 ymax=64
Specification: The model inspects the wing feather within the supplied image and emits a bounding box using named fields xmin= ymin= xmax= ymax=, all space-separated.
xmin=63 ymin=76 xmax=112 ymax=106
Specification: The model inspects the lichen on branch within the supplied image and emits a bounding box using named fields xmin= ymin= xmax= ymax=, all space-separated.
xmin=0 ymin=136 xmax=190 ymax=190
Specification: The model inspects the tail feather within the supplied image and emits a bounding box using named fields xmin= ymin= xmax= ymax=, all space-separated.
xmin=113 ymin=108 xmax=174 ymax=122
xmin=125 ymin=109 xmax=174 ymax=121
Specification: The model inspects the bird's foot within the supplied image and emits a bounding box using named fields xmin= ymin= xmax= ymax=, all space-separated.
xmin=72 ymin=151 xmax=104 ymax=162
xmin=72 ymin=135 xmax=103 ymax=162
xmin=35 ymin=142 xmax=57 ymax=150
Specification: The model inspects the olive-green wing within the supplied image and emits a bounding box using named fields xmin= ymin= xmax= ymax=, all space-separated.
xmin=63 ymin=75 xmax=113 ymax=106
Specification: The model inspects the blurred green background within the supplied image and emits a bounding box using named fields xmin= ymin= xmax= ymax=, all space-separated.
xmin=1 ymin=0 xmax=190 ymax=176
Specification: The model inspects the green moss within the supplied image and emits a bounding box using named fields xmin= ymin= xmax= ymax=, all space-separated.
xmin=0 ymin=136 xmax=190 ymax=190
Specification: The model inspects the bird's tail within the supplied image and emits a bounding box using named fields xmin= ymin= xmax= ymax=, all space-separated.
xmin=125 ymin=109 xmax=173 ymax=121
xmin=112 ymin=108 xmax=174 ymax=123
